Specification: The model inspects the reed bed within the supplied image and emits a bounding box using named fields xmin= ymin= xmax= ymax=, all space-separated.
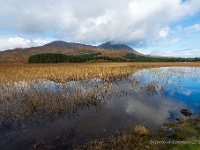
xmin=0 ymin=79 xmax=110 ymax=128
xmin=1 ymin=62 xmax=200 ymax=84
xmin=0 ymin=62 xmax=200 ymax=128
xmin=0 ymin=63 xmax=135 ymax=84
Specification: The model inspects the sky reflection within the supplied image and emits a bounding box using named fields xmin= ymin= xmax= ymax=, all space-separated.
xmin=131 ymin=67 xmax=200 ymax=114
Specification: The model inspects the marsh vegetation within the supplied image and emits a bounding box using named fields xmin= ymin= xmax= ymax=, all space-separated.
xmin=1 ymin=62 xmax=200 ymax=149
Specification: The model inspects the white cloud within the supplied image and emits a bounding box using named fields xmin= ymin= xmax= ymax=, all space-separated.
xmin=192 ymin=24 xmax=200 ymax=31
xmin=150 ymin=48 xmax=200 ymax=57
xmin=150 ymin=49 xmax=165 ymax=56
xmin=0 ymin=37 xmax=30 ymax=50
xmin=8 ymin=37 xmax=30 ymax=48
xmin=0 ymin=0 xmax=200 ymax=45
xmin=185 ymin=24 xmax=200 ymax=32
xmin=170 ymin=38 xmax=180 ymax=44
xmin=0 ymin=37 xmax=51 ymax=51
xmin=158 ymin=27 xmax=170 ymax=38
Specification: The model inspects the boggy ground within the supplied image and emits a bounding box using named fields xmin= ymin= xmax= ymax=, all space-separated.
xmin=75 ymin=118 xmax=200 ymax=150
xmin=31 ymin=116 xmax=200 ymax=150
xmin=1 ymin=62 xmax=199 ymax=128
xmin=1 ymin=62 xmax=200 ymax=150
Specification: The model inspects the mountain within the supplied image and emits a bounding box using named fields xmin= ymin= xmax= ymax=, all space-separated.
xmin=44 ymin=41 xmax=97 ymax=49
xmin=0 ymin=41 xmax=140 ymax=63
xmin=99 ymin=41 xmax=137 ymax=53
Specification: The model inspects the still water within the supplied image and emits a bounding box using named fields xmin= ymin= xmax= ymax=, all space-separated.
xmin=0 ymin=67 xmax=200 ymax=149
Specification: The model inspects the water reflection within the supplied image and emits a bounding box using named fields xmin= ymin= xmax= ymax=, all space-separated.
xmin=0 ymin=91 xmax=186 ymax=150
xmin=1 ymin=67 xmax=200 ymax=149
xmin=131 ymin=67 xmax=200 ymax=113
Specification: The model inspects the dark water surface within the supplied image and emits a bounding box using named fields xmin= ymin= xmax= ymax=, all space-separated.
xmin=0 ymin=67 xmax=200 ymax=149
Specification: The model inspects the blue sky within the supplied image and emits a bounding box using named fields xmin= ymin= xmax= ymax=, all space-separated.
xmin=0 ymin=0 xmax=200 ymax=57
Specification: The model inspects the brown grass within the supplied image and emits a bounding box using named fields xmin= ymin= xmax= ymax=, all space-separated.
xmin=101 ymin=50 xmax=128 ymax=58
xmin=1 ymin=62 xmax=200 ymax=148
xmin=0 ymin=62 xmax=137 ymax=127
xmin=0 ymin=62 xmax=200 ymax=128
xmin=1 ymin=62 xmax=200 ymax=84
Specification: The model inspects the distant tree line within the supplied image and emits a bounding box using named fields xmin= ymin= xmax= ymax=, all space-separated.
xmin=70 ymin=52 xmax=102 ymax=62
xmin=28 ymin=52 xmax=200 ymax=63
xmin=97 ymin=56 xmax=126 ymax=62
xmin=28 ymin=52 xmax=103 ymax=63
xmin=28 ymin=53 xmax=69 ymax=63
xmin=123 ymin=53 xmax=200 ymax=62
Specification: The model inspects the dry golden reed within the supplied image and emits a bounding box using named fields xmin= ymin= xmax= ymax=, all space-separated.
xmin=1 ymin=62 xmax=200 ymax=84
xmin=1 ymin=62 xmax=200 ymax=127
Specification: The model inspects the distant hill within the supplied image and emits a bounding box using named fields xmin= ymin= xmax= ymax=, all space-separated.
xmin=0 ymin=40 xmax=140 ymax=63
xmin=44 ymin=41 xmax=97 ymax=49
xmin=99 ymin=41 xmax=138 ymax=53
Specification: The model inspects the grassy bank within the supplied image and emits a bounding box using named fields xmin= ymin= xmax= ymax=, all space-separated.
xmin=75 ymin=118 xmax=200 ymax=150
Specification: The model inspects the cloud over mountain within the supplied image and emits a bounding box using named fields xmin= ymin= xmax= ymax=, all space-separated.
xmin=1 ymin=0 xmax=200 ymax=42
xmin=0 ymin=0 xmax=200 ymax=56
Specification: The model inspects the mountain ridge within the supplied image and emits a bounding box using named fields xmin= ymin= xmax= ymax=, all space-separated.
xmin=99 ymin=41 xmax=136 ymax=52
xmin=0 ymin=40 xmax=139 ymax=63
xmin=44 ymin=41 xmax=98 ymax=49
